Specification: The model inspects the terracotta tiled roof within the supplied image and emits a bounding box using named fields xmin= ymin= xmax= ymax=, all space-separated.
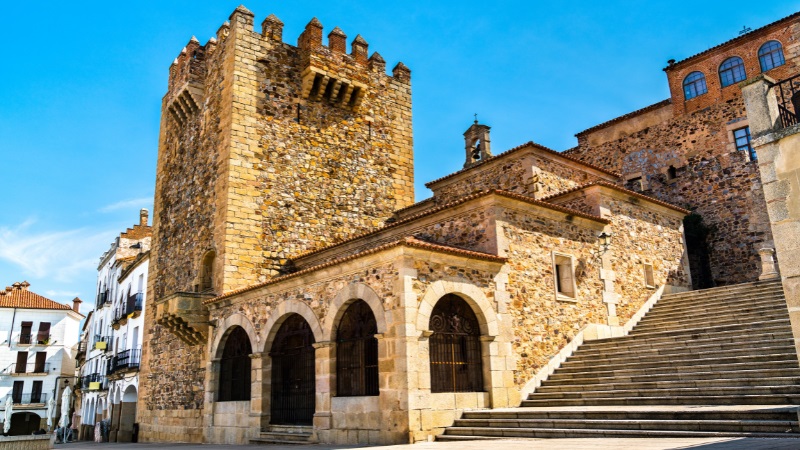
xmin=292 ymin=189 xmax=609 ymax=262
xmin=206 ymin=237 xmax=507 ymax=304
xmin=664 ymin=11 xmax=800 ymax=69
xmin=541 ymin=181 xmax=691 ymax=214
xmin=0 ymin=281 xmax=76 ymax=311
xmin=574 ymin=99 xmax=672 ymax=138
xmin=425 ymin=141 xmax=620 ymax=188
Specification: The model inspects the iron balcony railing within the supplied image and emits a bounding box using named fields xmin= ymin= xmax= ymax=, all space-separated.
xmin=17 ymin=333 xmax=52 ymax=345
xmin=81 ymin=373 xmax=106 ymax=390
xmin=108 ymin=348 xmax=141 ymax=374
xmin=127 ymin=292 xmax=144 ymax=314
xmin=10 ymin=362 xmax=50 ymax=374
xmin=5 ymin=392 xmax=48 ymax=405
xmin=96 ymin=290 xmax=110 ymax=309
xmin=776 ymin=73 xmax=800 ymax=128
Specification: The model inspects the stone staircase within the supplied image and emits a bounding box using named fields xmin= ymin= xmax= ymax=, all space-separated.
xmin=440 ymin=280 xmax=800 ymax=440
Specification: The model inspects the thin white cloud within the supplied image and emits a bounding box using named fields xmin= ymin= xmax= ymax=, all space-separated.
xmin=99 ymin=197 xmax=152 ymax=213
xmin=45 ymin=290 xmax=82 ymax=299
xmin=0 ymin=221 xmax=116 ymax=283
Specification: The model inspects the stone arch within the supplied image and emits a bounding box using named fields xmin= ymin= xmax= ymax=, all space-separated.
xmin=211 ymin=313 xmax=258 ymax=359
xmin=322 ymin=282 xmax=388 ymax=341
xmin=259 ymin=299 xmax=323 ymax=353
xmin=122 ymin=385 xmax=137 ymax=402
xmin=416 ymin=279 xmax=499 ymax=337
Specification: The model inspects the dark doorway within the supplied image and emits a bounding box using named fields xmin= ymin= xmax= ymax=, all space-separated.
xmin=683 ymin=212 xmax=715 ymax=289
xmin=270 ymin=314 xmax=315 ymax=425
xmin=9 ymin=412 xmax=40 ymax=436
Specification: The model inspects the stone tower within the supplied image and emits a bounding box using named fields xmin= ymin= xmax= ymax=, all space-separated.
xmin=138 ymin=6 xmax=414 ymax=441
xmin=463 ymin=120 xmax=491 ymax=167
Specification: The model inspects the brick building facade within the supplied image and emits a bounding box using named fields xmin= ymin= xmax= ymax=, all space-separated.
xmin=566 ymin=12 xmax=800 ymax=287
xmin=137 ymin=6 xmax=695 ymax=445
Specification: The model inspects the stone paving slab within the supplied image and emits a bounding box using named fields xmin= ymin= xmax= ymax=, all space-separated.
xmin=58 ymin=438 xmax=800 ymax=450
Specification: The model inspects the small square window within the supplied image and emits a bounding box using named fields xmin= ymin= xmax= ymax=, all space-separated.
xmin=553 ymin=253 xmax=577 ymax=301
xmin=643 ymin=263 xmax=655 ymax=288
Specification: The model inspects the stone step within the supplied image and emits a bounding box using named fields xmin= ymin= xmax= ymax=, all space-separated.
xmin=250 ymin=432 xmax=312 ymax=445
xmin=528 ymin=384 xmax=800 ymax=401
xmin=658 ymin=281 xmax=783 ymax=300
xmin=629 ymin=314 xmax=791 ymax=335
xmin=573 ymin=337 xmax=795 ymax=359
xmin=564 ymin=344 xmax=797 ymax=365
xmin=437 ymin=426 xmax=800 ymax=440
xmin=536 ymin=376 xmax=800 ymax=393
xmin=636 ymin=301 xmax=787 ymax=323
xmin=544 ymin=367 xmax=800 ymax=386
xmin=461 ymin=407 xmax=800 ymax=422
xmin=551 ymin=359 xmax=798 ymax=379
xmin=580 ymin=327 xmax=793 ymax=352
xmin=558 ymin=352 xmax=798 ymax=372
xmin=450 ymin=418 xmax=800 ymax=433
xmin=657 ymin=288 xmax=785 ymax=306
xmin=625 ymin=319 xmax=792 ymax=340
xmin=521 ymin=394 xmax=800 ymax=407
xmin=579 ymin=321 xmax=794 ymax=350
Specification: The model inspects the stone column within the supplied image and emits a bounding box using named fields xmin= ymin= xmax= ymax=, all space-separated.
xmin=758 ymin=248 xmax=780 ymax=280
xmin=202 ymin=357 xmax=221 ymax=442
xmin=742 ymin=75 xmax=800 ymax=362
xmin=312 ymin=341 xmax=334 ymax=439
xmin=248 ymin=353 xmax=263 ymax=440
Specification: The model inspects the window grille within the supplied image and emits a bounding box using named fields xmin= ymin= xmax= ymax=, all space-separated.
xmin=336 ymin=300 xmax=379 ymax=397
xmin=719 ymin=57 xmax=746 ymax=87
xmin=429 ymin=294 xmax=483 ymax=393
xmin=759 ymin=41 xmax=785 ymax=72
xmin=218 ymin=326 xmax=252 ymax=401
xmin=683 ymin=72 xmax=708 ymax=100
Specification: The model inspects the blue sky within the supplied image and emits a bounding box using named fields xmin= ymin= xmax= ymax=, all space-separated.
xmin=0 ymin=1 xmax=795 ymax=313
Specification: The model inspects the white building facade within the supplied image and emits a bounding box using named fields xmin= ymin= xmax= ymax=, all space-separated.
xmin=77 ymin=209 xmax=150 ymax=442
xmin=0 ymin=282 xmax=83 ymax=435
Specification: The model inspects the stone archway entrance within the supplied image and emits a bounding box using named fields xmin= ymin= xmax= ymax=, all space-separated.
xmin=269 ymin=314 xmax=315 ymax=425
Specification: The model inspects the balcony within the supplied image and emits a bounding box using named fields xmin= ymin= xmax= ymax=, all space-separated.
xmin=7 ymin=362 xmax=50 ymax=375
xmin=108 ymin=349 xmax=141 ymax=375
xmin=776 ymin=73 xmax=800 ymax=128
xmin=93 ymin=335 xmax=111 ymax=351
xmin=112 ymin=293 xmax=144 ymax=329
xmin=96 ymin=291 xmax=109 ymax=309
xmin=81 ymin=373 xmax=106 ymax=391
xmin=155 ymin=291 xmax=214 ymax=345
xmin=3 ymin=393 xmax=48 ymax=405
xmin=17 ymin=334 xmax=53 ymax=346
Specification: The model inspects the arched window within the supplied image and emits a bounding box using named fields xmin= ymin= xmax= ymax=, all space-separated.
xmin=683 ymin=72 xmax=708 ymax=100
xmin=759 ymin=41 xmax=785 ymax=72
xmin=719 ymin=57 xmax=746 ymax=87
xmin=218 ymin=326 xmax=252 ymax=401
xmin=200 ymin=251 xmax=215 ymax=292
xmin=336 ymin=300 xmax=379 ymax=397
xmin=429 ymin=294 xmax=483 ymax=393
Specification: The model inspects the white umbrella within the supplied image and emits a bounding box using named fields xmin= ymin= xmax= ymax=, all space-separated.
xmin=59 ymin=386 xmax=71 ymax=429
xmin=46 ymin=397 xmax=56 ymax=430
xmin=3 ymin=396 xmax=12 ymax=434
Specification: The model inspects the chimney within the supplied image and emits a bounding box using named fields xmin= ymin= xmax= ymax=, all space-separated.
xmin=140 ymin=208 xmax=149 ymax=226
xmin=19 ymin=281 xmax=30 ymax=291
xmin=72 ymin=297 xmax=82 ymax=313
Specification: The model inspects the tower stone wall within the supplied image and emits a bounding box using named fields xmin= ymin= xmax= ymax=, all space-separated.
xmin=139 ymin=6 xmax=414 ymax=442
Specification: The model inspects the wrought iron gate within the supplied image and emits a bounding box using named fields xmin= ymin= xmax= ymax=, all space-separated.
xmin=270 ymin=314 xmax=316 ymax=425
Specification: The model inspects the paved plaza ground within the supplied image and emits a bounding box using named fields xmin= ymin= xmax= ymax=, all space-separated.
xmin=58 ymin=438 xmax=800 ymax=450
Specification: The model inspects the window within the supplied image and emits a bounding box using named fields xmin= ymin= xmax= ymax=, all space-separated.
xmin=200 ymin=251 xmax=215 ymax=292
xmin=643 ymin=263 xmax=655 ymax=288
xmin=759 ymin=41 xmax=785 ymax=72
xmin=37 ymin=322 xmax=50 ymax=344
xmin=15 ymin=351 xmax=28 ymax=373
xmin=19 ymin=321 xmax=32 ymax=345
xmin=218 ymin=326 xmax=252 ymax=401
xmin=719 ymin=57 xmax=746 ymax=87
xmin=34 ymin=352 xmax=46 ymax=373
xmin=336 ymin=300 xmax=379 ymax=397
xmin=683 ymin=71 xmax=708 ymax=100
xmin=31 ymin=381 xmax=43 ymax=403
xmin=553 ymin=253 xmax=577 ymax=300
xmin=733 ymin=127 xmax=756 ymax=161
xmin=12 ymin=381 xmax=23 ymax=403
xmin=667 ymin=165 xmax=678 ymax=181
xmin=429 ymin=294 xmax=483 ymax=393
